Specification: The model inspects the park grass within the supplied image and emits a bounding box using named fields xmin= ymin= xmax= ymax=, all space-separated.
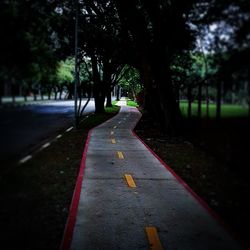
xmin=106 ymin=105 xmax=120 ymax=113
xmin=0 ymin=105 xmax=120 ymax=250
xmin=179 ymin=101 xmax=248 ymax=118
xmin=112 ymin=100 xmax=118 ymax=106
xmin=127 ymin=99 xmax=139 ymax=107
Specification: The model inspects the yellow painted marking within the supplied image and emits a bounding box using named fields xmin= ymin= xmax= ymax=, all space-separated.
xmin=113 ymin=125 xmax=117 ymax=129
xmin=111 ymin=139 xmax=116 ymax=144
xmin=117 ymin=151 xmax=124 ymax=159
xmin=145 ymin=227 xmax=163 ymax=250
xmin=124 ymin=174 xmax=136 ymax=188
xmin=110 ymin=131 xmax=114 ymax=135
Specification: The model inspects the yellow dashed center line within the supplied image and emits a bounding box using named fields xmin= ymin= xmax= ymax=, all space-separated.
xmin=124 ymin=174 xmax=136 ymax=188
xmin=111 ymin=139 xmax=116 ymax=144
xmin=145 ymin=227 xmax=163 ymax=250
xmin=117 ymin=151 xmax=124 ymax=159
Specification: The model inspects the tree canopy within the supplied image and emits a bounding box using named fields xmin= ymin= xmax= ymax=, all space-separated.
xmin=0 ymin=0 xmax=249 ymax=131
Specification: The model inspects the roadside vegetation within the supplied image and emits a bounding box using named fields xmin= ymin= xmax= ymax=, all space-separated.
xmin=126 ymin=100 xmax=139 ymax=107
xmin=112 ymin=100 xmax=118 ymax=106
xmin=0 ymin=105 xmax=119 ymax=250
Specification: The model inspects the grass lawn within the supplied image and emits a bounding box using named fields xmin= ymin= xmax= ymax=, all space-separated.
xmin=180 ymin=101 xmax=248 ymax=118
xmin=112 ymin=100 xmax=118 ymax=106
xmin=127 ymin=99 xmax=139 ymax=107
xmin=0 ymin=105 xmax=120 ymax=250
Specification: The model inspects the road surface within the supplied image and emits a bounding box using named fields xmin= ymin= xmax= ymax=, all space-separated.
xmin=0 ymin=100 xmax=95 ymax=166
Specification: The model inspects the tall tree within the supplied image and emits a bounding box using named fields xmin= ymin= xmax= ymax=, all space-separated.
xmin=0 ymin=0 xmax=59 ymax=92
xmin=114 ymin=0 xmax=194 ymax=133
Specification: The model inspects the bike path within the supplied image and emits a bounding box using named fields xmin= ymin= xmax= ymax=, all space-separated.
xmin=62 ymin=104 xmax=243 ymax=250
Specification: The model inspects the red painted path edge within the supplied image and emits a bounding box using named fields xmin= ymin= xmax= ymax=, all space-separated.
xmin=60 ymin=129 xmax=92 ymax=250
xmin=60 ymin=112 xmax=118 ymax=250
xmin=132 ymin=130 xmax=247 ymax=249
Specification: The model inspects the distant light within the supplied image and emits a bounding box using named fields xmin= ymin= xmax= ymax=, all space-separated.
xmin=55 ymin=7 xmax=63 ymax=15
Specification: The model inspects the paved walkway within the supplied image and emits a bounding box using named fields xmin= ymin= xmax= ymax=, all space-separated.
xmin=63 ymin=104 xmax=242 ymax=250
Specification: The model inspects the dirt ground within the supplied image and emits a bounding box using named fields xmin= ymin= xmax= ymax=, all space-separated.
xmin=135 ymin=112 xmax=250 ymax=248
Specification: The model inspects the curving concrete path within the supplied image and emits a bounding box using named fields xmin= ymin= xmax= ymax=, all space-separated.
xmin=62 ymin=104 xmax=243 ymax=250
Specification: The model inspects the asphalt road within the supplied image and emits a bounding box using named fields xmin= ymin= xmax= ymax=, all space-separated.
xmin=0 ymin=100 xmax=95 ymax=165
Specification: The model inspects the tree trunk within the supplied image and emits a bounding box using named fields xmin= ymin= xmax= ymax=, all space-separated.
xmin=94 ymin=95 xmax=105 ymax=113
xmin=176 ymin=87 xmax=180 ymax=106
xmin=205 ymin=84 xmax=209 ymax=118
xmin=216 ymin=81 xmax=222 ymax=121
xmin=157 ymin=81 xmax=180 ymax=134
xmin=139 ymin=63 xmax=152 ymax=112
xmin=248 ymin=83 xmax=250 ymax=118
xmin=197 ymin=82 xmax=202 ymax=119
xmin=54 ymin=90 xmax=57 ymax=100
xmin=59 ymin=88 xmax=63 ymax=100
xmin=48 ymin=90 xmax=51 ymax=100
xmin=116 ymin=86 xmax=120 ymax=101
xmin=106 ymin=90 xmax=112 ymax=107
xmin=248 ymin=101 xmax=250 ymax=117
xmin=102 ymin=59 xmax=113 ymax=108
xmin=80 ymin=95 xmax=91 ymax=116
xmin=67 ymin=85 xmax=73 ymax=99
xmin=11 ymin=80 xmax=16 ymax=103
xmin=91 ymin=52 xmax=105 ymax=113
xmin=231 ymin=84 xmax=236 ymax=104
xmin=132 ymin=89 xmax=136 ymax=101
xmin=187 ymin=86 xmax=192 ymax=119
xmin=152 ymin=59 xmax=181 ymax=134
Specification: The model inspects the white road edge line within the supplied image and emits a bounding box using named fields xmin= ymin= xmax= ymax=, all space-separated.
xmin=41 ymin=142 xmax=51 ymax=149
xmin=19 ymin=155 xmax=32 ymax=164
xmin=66 ymin=126 xmax=73 ymax=132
